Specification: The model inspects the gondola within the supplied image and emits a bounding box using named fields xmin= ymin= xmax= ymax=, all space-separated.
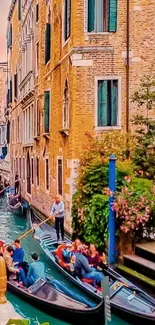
xmin=9 ymin=201 xmax=22 ymax=215
xmin=7 ymin=278 xmax=104 ymax=325
xmin=30 ymin=210 xmax=155 ymax=324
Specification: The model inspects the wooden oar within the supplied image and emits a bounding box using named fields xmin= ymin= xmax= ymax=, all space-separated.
xmin=0 ymin=179 xmax=20 ymax=195
xmin=18 ymin=214 xmax=55 ymax=241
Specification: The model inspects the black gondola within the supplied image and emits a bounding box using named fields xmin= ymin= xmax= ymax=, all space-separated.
xmin=9 ymin=201 xmax=22 ymax=215
xmin=30 ymin=210 xmax=155 ymax=324
xmin=7 ymin=278 xmax=104 ymax=325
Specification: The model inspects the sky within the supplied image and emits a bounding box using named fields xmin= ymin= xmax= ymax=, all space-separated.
xmin=0 ymin=1 xmax=11 ymax=62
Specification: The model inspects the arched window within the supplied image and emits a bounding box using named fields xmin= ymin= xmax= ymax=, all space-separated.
xmin=26 ymin=151 xmax=31 ymax=194
xmin=63 ymin=80 xmax=69 ymax=129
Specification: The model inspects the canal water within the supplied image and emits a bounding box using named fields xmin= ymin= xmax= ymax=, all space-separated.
xmin=0 ymin=197 xmax=130 ymax=325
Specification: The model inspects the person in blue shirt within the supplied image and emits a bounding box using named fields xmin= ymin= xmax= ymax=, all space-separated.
xmin=50 ymin=195 xmax=65 ymax=241
xmin=19 ymin=252 xmax=45 ymax=287
xmin=74 ymin=245 xmax=104 ymax=287
xmin=13 ymin=239 xmax=24 ymax=267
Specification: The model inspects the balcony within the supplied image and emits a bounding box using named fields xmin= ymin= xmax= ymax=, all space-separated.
xmin=19 ymin=71 xmax=34 ymax=104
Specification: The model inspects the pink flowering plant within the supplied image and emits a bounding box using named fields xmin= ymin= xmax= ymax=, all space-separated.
xmin=113 ymin=176 xmax=155 ymax=237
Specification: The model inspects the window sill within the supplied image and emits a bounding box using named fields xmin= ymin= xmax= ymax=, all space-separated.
xmin=45 ymin=60 xmax=50 ymax=66
xmin=34 ymin=135 xmax=40 ymax=141
xmin=26 ymin=192 xmax=31 ymax=198
xmin=85 ymin=32 xmax=115 ymax=36
xmin=62 ymin=38 xmax=69 ymax=48
xmin=59 ymin=129 xmax=69 ymax=137
xmin=43 ymin=132 xmax=50 ymax=140
xmin=95 ymin=126 xmax=121 ymax=131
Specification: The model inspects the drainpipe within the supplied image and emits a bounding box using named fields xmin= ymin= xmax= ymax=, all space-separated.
xmin=126 ymin=0 xmax=130 ymax=156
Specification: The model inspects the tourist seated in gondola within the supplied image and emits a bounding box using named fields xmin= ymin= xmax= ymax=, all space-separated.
xmin=73 ymin=244 xmax=104 ymax=287
xmin=9 ymin=194 xmax=21 ymax=207
xmin=13 ymin=239 xmax=24 ymax=267
xmin=3 ymin=245 xmax=20 ymax=280
xmin=0 ymin=240 xmax=5 ymax=256
xmin=86 ymin=244 xmax=100 ymax=269
xmin=18 ymin=252 xmax=45 ymax=287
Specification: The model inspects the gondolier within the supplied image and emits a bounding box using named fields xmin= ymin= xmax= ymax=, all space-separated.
xmin=50 ymin=195 xmax=65 ymax=242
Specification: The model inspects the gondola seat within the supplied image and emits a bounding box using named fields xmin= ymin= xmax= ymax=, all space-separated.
xmin=55 ymin=244 xmax=69 ymax=269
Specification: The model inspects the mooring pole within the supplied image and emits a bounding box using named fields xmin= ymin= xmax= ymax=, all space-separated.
xmin=108 ymin=154 xmax=116 ymax=265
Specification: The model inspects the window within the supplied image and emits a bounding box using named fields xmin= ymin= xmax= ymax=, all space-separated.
xmin=87 ymin=0 xmax=117 ymax=33
xmin=45 ymin=158 xmax=49 ymax=191
xmin=36 ymin=157 xmax=40 ymax=187
xmin=10 ymin=80 xmax=12 ymax=103
xmin=16 ymin=158 xmax=18 ymax=174
xmin=44 ymin=91 xmax=50 ymax=133
xmin=14 ymin=73 xmax=18 ymax=99
xmin=36 ymin=3 xmax=39 ymax=22
xmin=23 ymin=157 xmax=25 ymax=180
xmin=45 ymin=23 xmax=51 ymax=64
xmin=36 ymin=42 xmax=39 ymax=75
xmin=12 ymin=120 xmax=14 ymax=143
xmin=63 ymin=80 xmax=69 ymax=128
xmin=19 ymin=157 xmax=21 ymax=178
xmin=8 ymin=24 xmax=12 ymax=49
xmin=31 ymin=158 xmax=34 ymax=185
xmin=18 ymin=0 xmax=21 ymax=20
xmin=36 ymin=100 xmax=40 ymax=136
xmin=64 ymin=0 xmax=71 ymax=41
xmin=17 ymin=115 xmax=19 ymax=142
xmin=96 ymin=78 xmax=120 ymax=128
xmin=57 ymin=158 xmax=63 ymax=195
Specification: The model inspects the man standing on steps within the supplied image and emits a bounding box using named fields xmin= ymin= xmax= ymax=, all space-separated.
xmin=50 ymin=195 xmax=65 ymax=242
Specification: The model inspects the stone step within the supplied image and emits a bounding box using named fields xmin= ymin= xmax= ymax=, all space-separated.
xmin=135 ymin=242 xmax=155 ymax=263
xmin=123 ymin=254 xmax=155 ymax=280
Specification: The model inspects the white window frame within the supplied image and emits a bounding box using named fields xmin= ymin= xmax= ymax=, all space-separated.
xmin=22 ymin=156 xmax=25 ymax=182
xmin=62 ymin=0 xmax=70 ymax=47
xmin=57 ymin=156 xmax=63 ymax=196
xmin=84 ymin=0 xmax=111 ymax=35
xmin=35 ymin=41 xmax=39 ymax=77
xmin=36 ymin=156 xmax=40 ymax=188
xmin=31 ymin=156 xmax=34 ymax=186
xmin=94 ymin=76 xmax=121 ymax=130
xmin=17 ymin=114 xmax=19 ymax=143
xmin=45 ymin=156 xmax=50 ymax=192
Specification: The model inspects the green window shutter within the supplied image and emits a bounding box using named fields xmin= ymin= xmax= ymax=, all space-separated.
xmin=8 ymin=25 xmax=12 ymax=48
xmin=66 ymin=0 xmax=71 ymax=39
xmin=14 ymin=74 xmax=18 ymax=98
xmin=88 ymin=0 xmax=95 ymax=32
xmin=10 ymin=80 xmax=12 ymax=104
xmin=45 ymin=23 xmax=51 ymax=64
xmin=18 ymin=0 xmax=21 ymax=20
xmin=98 ymin=80 xmax=108 ymax=127
xmin=44 ymin=91 xmax=50 ymax=133
xmin=10 ymin=24 xmax=12 ymax=47
xmin=108 ymin=0 xmax=117 ymax=32
xmin=111 ymin=80 xmax=118 ymax=125
xmin=64 ymin=0 xmax=71 ymax=40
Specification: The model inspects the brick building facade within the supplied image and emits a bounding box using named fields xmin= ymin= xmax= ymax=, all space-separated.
xmin=7 ymin=0 xmax=155 ymax=231
xmin=0 ymin=62 xmax=7 ymax=156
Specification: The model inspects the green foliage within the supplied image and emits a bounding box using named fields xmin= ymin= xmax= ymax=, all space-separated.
xmin=131 ymin=75 xmax=155 ymax=179
xmin=83 ymin=194 xmax=108 ymax=250
xmin=131 ymin=75 xmax=155 ymax=110
xmin=72 ymin=135 xmax=134 ymax=249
